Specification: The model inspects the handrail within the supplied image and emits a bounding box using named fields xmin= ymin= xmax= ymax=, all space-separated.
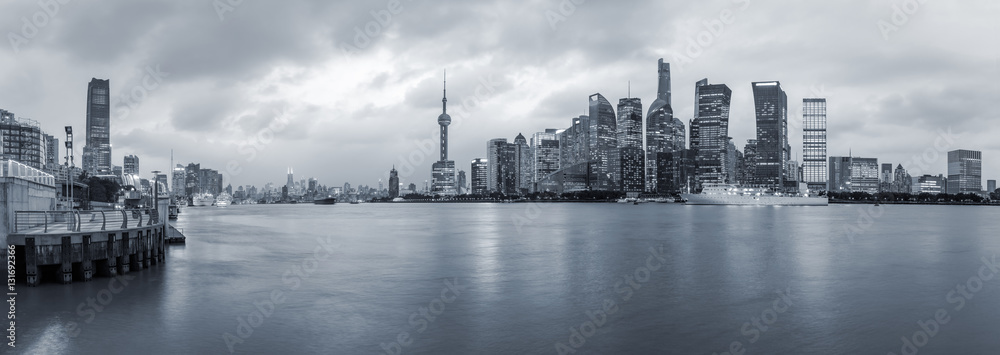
xmin=13 ymin=209 xmax=164 ymax=234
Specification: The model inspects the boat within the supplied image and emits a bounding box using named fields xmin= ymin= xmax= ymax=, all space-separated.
xmin=349 ymin=200 xmax=360 ymax=205
xmin=313 ymin=197 xmax=337 ymax=205
xmin=680 ymin=184 xmax=828 ymax=206
xmin=192 ymin=193 xmax=215 ymax=207
xmin=215 ymin=192 xmax=232 ymax=207
xmin=168 ymin=204 xmax=180 ymax=220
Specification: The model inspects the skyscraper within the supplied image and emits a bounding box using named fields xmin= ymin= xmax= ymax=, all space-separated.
xmin=124 ymin=155 xmax=140 ymax=175
xmin=741 ymin=139 xmax=758 ymax=185
xmin=802 ymin=98 xmax=827 ymax=191
xmin=389 ymin=166 xmax=400 ymax=198
xmin=514 ymin=133 xmax=531 ymax=194
xmin=43 ymin=133 xmax=59 ymax=168
xmin=471 ymin=158 xmax=489 ymax=195
xmin=83 ymin=78 xmax=112 ymax=174
xmin=532 ymin=129 xmax=560 ymax=184
xmin=617 ymin=97 xmax=644 ymax=193
xmin=432 ymin=72 xmax=457 ymax=196
xmin=690 ymin=78 xmax=732 ymax=188
xmin=880 ymin=163 xmax=893 ymax=192
xmin=286 ymin=167 xmax=294 ymax=192
xmin=645 ymin=59 xmax=675 ymax=192
xmin=947 ymin=149 xmax=982 ymax=194
xmin=589 ymin=93 xmax=617 ymax=190
xmin=487 ymin=138 xmax=507 ymax=192
xmin=987 ymin=179 xmax=996 ymax=193
xmin=752 ymin=81 xmax=789 ymax=190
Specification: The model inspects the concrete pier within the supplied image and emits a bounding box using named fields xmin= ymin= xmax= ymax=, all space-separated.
xmin=8 ymin=224 xmax=167 ymax=286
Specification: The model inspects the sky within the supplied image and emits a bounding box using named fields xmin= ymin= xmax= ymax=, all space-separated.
xmin=1 ymin=0 xmax=998 ymax=190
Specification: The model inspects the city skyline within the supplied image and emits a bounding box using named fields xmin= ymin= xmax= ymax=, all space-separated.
xmin=1 ymin=1 xmax=997 ymax=188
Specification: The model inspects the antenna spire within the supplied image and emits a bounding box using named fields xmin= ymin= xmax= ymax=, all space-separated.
xmin=442 ymin=69 xmax=447 ymax=113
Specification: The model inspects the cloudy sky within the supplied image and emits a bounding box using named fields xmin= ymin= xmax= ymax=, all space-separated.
xmin=2 ymin=0 xmax=997 ymax=189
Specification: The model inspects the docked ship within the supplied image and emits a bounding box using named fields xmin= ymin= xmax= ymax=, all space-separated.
xmin=680 ymin=184 xmax=828 ymax=206
xmin=215 ymin=192 xmax=232 ymax=207
xmin=192 ymin=193 xmax=215 ymax=207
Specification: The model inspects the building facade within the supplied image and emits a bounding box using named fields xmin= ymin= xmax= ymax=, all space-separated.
xmin=946 ymin=149 xmax=982 ymax=194
xmin=83 ymin=78 xmax=112 ymax=174
xmin=617 ymin=97 xmax=643 ymax=193
xmin=645 ymin=59 xmax=681 ymax=193
xmin=532 ymin=129 xmax=560 ymax=186
xmin=124 ymin=155 xmax=139 ymax=175
xmin=690 ymin=79 xmax=732 ymax=188
xmin=828 ymin=156 xmax=879 ymax=194
xmin=802 ymin=98 xmax=827 ymax=191
xmin=389 ymin=166 xmax=400 ymax=198
xmin=0 ymin=112 xmax=44 ymax=169
xmin=471 ymin=158 xmax=489 ymax=195
xmin=752 ymin=81 xmax=789 ymax=190
xmin=588 ymin=93 xmax=617 ymax=191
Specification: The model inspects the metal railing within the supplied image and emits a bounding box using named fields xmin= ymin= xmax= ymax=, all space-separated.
xmin=14 ymin=208 xmax=161 ymax=234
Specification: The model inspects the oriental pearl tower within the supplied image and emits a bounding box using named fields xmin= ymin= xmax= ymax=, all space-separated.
xmin=438 ymin=71 xmax=450 ymax=161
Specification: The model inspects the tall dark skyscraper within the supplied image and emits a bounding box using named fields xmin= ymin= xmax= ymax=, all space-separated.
xmin=645 ymin=59 xmax=684 ymax=193
xmin=617 ymin=97 xmax=644 ymax=193
xmin=388 ymin=166 xmax=400 ymax=198
xmin=690 ymin=78 xmax=732 ymax=188
xmin=752 ymin=81 xmax=789 ymax=189
xmin=802 ymin=98 xmax=828 ymax=191
xmin=514 ymin=133 xmax=532 ymax=194
xmin=471 ymin=158 xmax=489 ymax=195
xmin=83 ymin=78 xmax=111 ymax=174
xmin=589 ymin=93 xmax=617 ymax=191
xmin=432 ymin=72 xmax=457 ymax=195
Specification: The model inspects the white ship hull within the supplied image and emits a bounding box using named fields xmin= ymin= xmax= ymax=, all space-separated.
xmin=192 ymin=195 xmax=214 ymax=207
xmin=680 ymin=193 xmax=828 ymax=206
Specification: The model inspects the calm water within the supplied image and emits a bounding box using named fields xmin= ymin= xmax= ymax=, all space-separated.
xmin=15 ymin=203 xmax=1000 ymax=354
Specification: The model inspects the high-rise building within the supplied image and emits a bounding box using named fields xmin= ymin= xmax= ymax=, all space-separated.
xmin=741 ymin=139 xmax=758 ymax=185
xmin=617 ymin=97 xmax=643 ymax=193
xmin=988 ymin=180 xmax=997 ymax=193
xmin=645 ymin=59 xmax=681 ymax=193
xmin=828 ymin=156 xmax=879 ymax=194
xmin=802 ymin=98 xmax=827 ymax=191
xmin=471 ymin=158 xmax=489 ymax=195
xmin=286 ymin=167 xmax=294 ymax=192
xmin=532 ymin=129 xmax=560 ymax=185
xmin=388 ymin=166 xmax=400 ymax=198
xmin=487 ymin=138 xmax=507 ymax=192
xmin=456 ymin=170 xmax=467 ymax=195
xmin=589 ymin=93 xmax=617 ymax=190
xmin=432 ymin=72 xmax=457 ymax=196
xmin=690 ymin=79 xmax=732 ymax=188
xmin=0 ymin=111 xmax=44 ymax=169
xmin=43 ymin=133 xmax=59 ymax=168
xmin=185 ymin=163 xmax=200 ymax=196
xmin=124 ymin=155 xmax=140 ymax=175
xmin=172 ymin=164 xmax=186 ymax=197
xmin=83 ymin=78 xmax=112 ymax=174
xmin=559 ymin=116 xmax=590 ymax=168
xmin=725 ymin=138 xmax=738 ymax=184
xmin=514 ymin=133 xmax=532 ymax=194
xmin=752 ymin=81 xmax=789 ymax=190
xmin=947 ymin=150 xmax=982 ymax=194
xmin=892 ymin=164 xmax=912 ymax=193
xmin=880 ymin=163 xmax=893 ymax=192
xmin=912 ymin=174 xmax=947 ymax=194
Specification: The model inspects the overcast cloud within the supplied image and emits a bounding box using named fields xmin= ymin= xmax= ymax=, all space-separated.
xmin=2 ymin=0 xmax=998 ymax=188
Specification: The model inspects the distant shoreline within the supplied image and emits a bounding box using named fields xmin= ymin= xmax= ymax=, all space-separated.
xmin=828 ymin=199 xmax=998 ymax=206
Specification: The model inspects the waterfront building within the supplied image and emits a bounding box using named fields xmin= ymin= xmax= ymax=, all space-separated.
xmin=690 ymin=79 xmax=732 ymax=189
xmin=947 ymin=149 xmax=982 ymax=194
xmin=389 ymin=166 xmax=400 ymax=198
xmin=82 ymin=78 xmax=112 ymax=174
xmin=989 ymin=180 xmax=997 ymax=193
xmin=912 ymin=174 xmax=947 ymax=194
xmin=0 ymin=112 xmax=44 ymax=169
xmin=431 ymin=73 xmax=457 ymax=196
xmin=535 ymin=162 xmax=596 ymax=195
xmin=456 ymin=170 xmax=467 ymax=195
xmin=124 ymin=155 xmax=139 ymax=175
xmin=471 ymin=158 xmax=489 ymax=195
xmin=741 ymin=139 xmax=757 ymax=186
xmin=532 ymin=129 xmax=560 ymax=186
xmin=588 ymin=93 xmax=618 ymax=191
xmin=559 ymin=116 xmax=590 ymax=168
xmin=802 ymin=98 xmax=827 ymax=191
xmin=185 ymin=163 xmax=200 ymax=196
xmin=514 ymin=133 xmax=531 ymax=194
xmin=645 ymin=59 xmax=674 ymax=192
xmin=617 ymin=97 xmax=643 ymax=194
xmin=43 ymin=133 xmax=59 ymax=168
xmin=487 ymin=138 xmax=507 ymax=193
xmin=725 ymin=139 xmax=738 ymax=184
xmin=752 ymin=81 xmax=789 ymax=190
xmin=892 ymin=164 xmax=911 ymax=193
xmin=828 ymin=156 xmax=879 ymax=194
xmin=655 ymin=150 xmax=695 ymax=194
xmin=880 ymin=163 xmax=893 ymax=192
xmin=172 ymin=164 xmax=185 ymax=197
